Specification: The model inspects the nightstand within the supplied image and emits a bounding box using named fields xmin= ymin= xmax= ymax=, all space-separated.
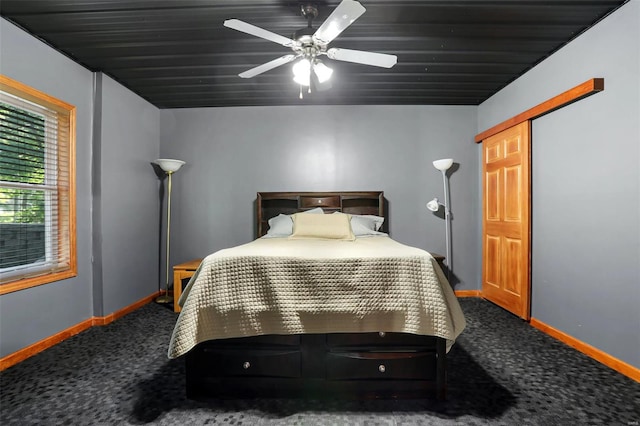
xmin=173 ymin=259 xmax=202 ymax=313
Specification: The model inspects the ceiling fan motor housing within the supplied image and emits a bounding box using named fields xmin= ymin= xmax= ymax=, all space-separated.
xmin=295 ymin=3 xmax=319 ymax=45
xmin=294 ymin=27 xmax=316 ymax=43
xmin=300 ymin=4 xmax=319 ymax=21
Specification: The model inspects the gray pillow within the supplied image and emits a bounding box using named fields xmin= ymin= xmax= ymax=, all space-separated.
xmin=332 ymin=212 xmax=386 ymax=236
xmin=350 ymin=214 xmax=386 ymax=236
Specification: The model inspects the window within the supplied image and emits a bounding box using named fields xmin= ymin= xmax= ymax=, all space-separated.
xmin=0 ymin=75 xmax=76 ymax=294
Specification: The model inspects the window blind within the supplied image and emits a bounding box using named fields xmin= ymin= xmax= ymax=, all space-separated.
xmin=0 ymin=76 xmax=75 ymax=291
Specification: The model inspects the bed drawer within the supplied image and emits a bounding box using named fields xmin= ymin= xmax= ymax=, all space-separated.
xmin=300 ymin=196 xmax=340 ymax=208
xmin=200 ymin=334 xmax=300 ymax=348
xmin=327 ymin=332 xmax=437 ymax=348
xmin=326 ymin=351 xmax=436 ymax=380
xmin=199 ymin=348 xmax=301 ymax=378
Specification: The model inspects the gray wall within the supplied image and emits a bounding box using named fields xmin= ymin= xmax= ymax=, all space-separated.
xmin=159 ymin=105 xmax=480 ymax=290
xmin=97 ymin=75 xmax=160 ymax=315
xmin=0 ymin=18 xmax=94 ymax=357
xmin=478 ymin=1 xmax=639 ymax=369
xmin=0 ymin=19 xmax=161 ymax=358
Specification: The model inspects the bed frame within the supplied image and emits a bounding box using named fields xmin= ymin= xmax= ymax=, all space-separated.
xmin=185 ymin=191 xmax=447 ymax=400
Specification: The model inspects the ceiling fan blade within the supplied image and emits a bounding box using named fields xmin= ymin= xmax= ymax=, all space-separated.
xmin=313 ymin=0 xmax=366 ymax=45
xmin=224 ymin=19 xmax=295 ymax=47
xmin=327 ymin=48 xmax=397 ymax=68
xmin=239 ymin=54 xmax=297 ymax=78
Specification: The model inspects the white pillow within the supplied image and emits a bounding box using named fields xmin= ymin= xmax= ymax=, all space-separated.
xmin=290 ymin=212 xmax=355 ymax=241
xmin=266 ymin=214 xmax=293 ymax=236
xmin=304 ymin=207 xmax=325 ymax=215
xmin=333 ymin=212 xmax=386 ymax=236
xmin=266 ymin=207 xmax=324 ymax=237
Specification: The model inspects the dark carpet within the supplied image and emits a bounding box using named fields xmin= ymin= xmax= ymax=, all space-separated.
xmin=1 ymin=298 xmax=638 ymax=425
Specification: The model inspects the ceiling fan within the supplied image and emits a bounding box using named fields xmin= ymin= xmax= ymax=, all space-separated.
xmin=223 ymin=0 xmax=397 ymax=96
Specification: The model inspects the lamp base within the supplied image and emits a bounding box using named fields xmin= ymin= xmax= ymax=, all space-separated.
xmin=155 ymin=294 xmax=172 ymax=304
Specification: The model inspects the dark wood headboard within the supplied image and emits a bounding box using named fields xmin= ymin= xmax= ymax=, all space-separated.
xmin=257 ymin=191 xmax=385 ymax=237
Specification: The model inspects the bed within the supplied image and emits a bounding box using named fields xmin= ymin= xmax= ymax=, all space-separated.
xmin=168 ymin=191 xmax=465 ymax=400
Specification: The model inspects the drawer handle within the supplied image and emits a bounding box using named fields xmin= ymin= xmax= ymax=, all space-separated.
xmin=379 ymin=331 xmax=386 ymax=337
xmin=243 ymin=361 xmax=251 ymax=370
xmin=378 ymin=364 xmax=386 ymax=373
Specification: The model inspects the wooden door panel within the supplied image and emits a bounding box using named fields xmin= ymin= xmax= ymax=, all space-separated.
xmin=504 ymin=165 xmax=522 ymax=222
xmin=482 ymin=121 xmax=531 ymax=320
xmin=484 ymin=235 xmax=501 ymax=288
xmin=486 ymin=170 xmax=502 ymax=221
xmin=505 ymin=134 xmax=522 ymax=157
xmin=503 ymin=237 xmax=523 ymax=296
xmin=485 ymin=142 xmax=502 ymax=163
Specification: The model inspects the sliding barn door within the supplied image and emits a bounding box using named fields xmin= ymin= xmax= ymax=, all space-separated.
xmin=482 ymin=121 xmax=531 ymax=320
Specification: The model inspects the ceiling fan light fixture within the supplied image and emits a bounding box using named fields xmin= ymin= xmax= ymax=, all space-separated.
xmin=313 ymin=60 xmax=333 ymax=83
xmin=293 ymin=58 xmax=311 ymax=86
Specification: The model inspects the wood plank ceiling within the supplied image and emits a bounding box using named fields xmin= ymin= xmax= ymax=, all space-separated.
xmin=0 ymin=0 xmax=628 ymax=109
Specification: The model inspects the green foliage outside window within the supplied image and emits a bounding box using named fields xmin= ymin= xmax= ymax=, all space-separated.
xmin=0 ymin=101 xmax=46 ymax=224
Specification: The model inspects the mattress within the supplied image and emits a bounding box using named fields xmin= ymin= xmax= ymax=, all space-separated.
xmin=168 ymin=236 xmax=466 ymax=358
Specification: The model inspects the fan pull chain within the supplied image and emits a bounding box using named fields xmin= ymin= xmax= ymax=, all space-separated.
xmin=299 ymin=85 xmax=303 ymax=99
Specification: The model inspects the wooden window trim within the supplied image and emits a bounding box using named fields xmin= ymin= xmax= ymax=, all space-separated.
xmin=0 ymin=75 xmax=77 ymax=295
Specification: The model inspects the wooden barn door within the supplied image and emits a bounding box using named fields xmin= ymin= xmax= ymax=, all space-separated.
xmin=482 ymin=121 xmax=531 ymax=320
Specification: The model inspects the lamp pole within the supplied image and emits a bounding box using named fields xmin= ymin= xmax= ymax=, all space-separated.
xmin=157 ymin=170 xmax=174 ymax=303
xmin=153 ymin=159 xmax=185 ymax=304
xmin=441 ymin=168 xmax=452 ymax=280
xmin=431 ymin=158 xmax=454 ymax=282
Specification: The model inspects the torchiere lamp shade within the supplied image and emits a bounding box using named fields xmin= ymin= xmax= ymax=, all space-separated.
xmin=155 ymin=158 xmax=185 ymax=173
xmin=432 ymin=158 xmax=453 ymax=171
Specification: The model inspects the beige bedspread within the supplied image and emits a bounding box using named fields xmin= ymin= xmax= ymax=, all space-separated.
xmin=168 ymin=236 xmax=466 ymax=358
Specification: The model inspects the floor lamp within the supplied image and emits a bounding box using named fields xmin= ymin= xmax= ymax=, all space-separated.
xmin=154 ymin=158 xmax=185 ymax=304
xmin=427 ymin=158 xmax=453 ymax=281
